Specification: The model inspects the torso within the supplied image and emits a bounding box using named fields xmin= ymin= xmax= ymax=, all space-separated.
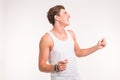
xmin=47 ymin=29 xmax=80 ymax=80
xmin=48 ymin=29 xmax=74 ymax=52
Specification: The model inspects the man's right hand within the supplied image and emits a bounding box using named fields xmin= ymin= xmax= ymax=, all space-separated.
xmin=58 ymin=59 xmax=68 ymax=71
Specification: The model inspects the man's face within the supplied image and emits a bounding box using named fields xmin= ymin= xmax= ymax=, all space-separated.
xmin=57 ymin=9 xmax=70 ymax=26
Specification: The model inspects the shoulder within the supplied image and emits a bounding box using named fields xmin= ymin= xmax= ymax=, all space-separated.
xmin=39 ymin=33 xmax=53 ymax=47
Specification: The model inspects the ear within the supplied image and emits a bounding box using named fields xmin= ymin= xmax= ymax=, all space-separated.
xmin=54 ymin=15 xmax=60 ymax=21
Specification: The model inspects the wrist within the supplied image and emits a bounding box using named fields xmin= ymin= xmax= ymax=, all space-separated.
xmin=54 ymin=64 xmax=60 ymax=72
xmin=95 ymin=44 xmax=99 ymax=50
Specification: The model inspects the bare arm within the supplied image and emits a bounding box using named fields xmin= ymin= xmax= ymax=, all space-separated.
xmin=38 ymin=33 xmax=54 ymax=72
xmin=68 ymin=30 xmax=106 ymax=57
xmin=38 ymin=33 xmax=68 ymax=72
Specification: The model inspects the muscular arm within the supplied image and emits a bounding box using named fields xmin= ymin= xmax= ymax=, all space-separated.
xmin=39 ymin=33 xmax=69 ymax=73
xmin=68 ymin=30 xmax=106 ymax=57
xmin=38 ymin=33 xmax=54 ymax=72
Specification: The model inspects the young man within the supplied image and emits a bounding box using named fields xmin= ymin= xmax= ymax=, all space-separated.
xmin=38 ymin=5 xmax=106 ymax=80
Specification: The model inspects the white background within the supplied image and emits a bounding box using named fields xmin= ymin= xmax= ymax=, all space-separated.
xmin=0 ymin=0 xmax=120 ymax=80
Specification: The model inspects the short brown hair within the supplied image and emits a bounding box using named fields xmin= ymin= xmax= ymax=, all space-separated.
xmin=47 ymin=5 xmax=65 ymax=26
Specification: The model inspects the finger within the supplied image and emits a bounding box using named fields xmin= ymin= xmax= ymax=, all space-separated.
xmin=64 ymin=59 xmax=68 ymax=64
xmin=58 ymin=62 xmax=67 ymax=71
xmin=99 ymin=38 xmax=105 ymax=45
xmin=59 ymin=61 xmax=66 ymax=64
xmin=59 ymin=60 xmax=68 ymax=64
xmin=59 ymin=65 xmax=67 ymax=71
xmin=101 ymin=38 xmax=104 ymax=43
xmin=102 ymin=38 xmax=106 ymax=44
xmin=103 ymin=40 xmax=106 ymax=47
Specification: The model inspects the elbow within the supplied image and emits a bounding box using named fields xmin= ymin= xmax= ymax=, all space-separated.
xmin=75 ymin=50 xmax=87 ymax=57
xmin=76 ymin=53 xmax=84 ymax=57
xmin=38 ymin=64 xmax=42 ymax=72
xmin=75 ymin=53 xmax=81 ymax=57
xmin=75 ymin=50 xmax=82 ymax=57
xmin=38 ymin=63 xmax=44 ymax=72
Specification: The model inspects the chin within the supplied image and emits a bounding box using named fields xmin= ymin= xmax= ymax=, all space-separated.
xmin=67 ymin=24 xmax=70 ymax=26
xmin=65 ymin=21 xmax=70 ymax=25
xmin=67 ymin=22 xmax=70 ymax=26
xmin=64 ymin=24 xmax=70 ymax=27
xmin=63 ymin=21 xmax=70 ymax=27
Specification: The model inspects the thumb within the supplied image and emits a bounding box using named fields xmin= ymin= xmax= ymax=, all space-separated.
xmin=64 ymin=59 xmax=68 ymax=64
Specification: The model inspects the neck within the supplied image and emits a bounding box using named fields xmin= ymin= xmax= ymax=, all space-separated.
xmin=52 ymin=24 xmax=66 ymax=34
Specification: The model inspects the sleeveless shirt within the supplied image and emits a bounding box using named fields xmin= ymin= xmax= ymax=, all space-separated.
xmin=48 ymin=30 xmax=80 ymax=80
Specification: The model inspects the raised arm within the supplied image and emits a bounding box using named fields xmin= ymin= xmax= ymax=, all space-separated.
xmin=68 ymin=30 xmax=106 ymax=57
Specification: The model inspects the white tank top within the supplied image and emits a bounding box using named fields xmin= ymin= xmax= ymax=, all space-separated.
xmin=48 ymin=30 xmax=80 ymax=80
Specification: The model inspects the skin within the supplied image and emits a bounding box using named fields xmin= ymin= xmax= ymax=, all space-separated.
xmin=38 ymin=9 xmax=106 ymax=73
